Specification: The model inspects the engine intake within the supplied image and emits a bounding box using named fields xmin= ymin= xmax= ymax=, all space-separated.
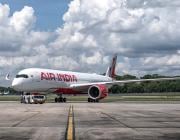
xmin=88 ymin=84 xmax=108 ymax=100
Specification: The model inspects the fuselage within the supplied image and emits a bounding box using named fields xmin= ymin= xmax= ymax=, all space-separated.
xmin=12 ymin=68 xmax=112 ymax=93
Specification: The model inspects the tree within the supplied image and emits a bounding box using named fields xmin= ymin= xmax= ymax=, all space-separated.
xmin=110 ymin=74 xmax=180 ymax=94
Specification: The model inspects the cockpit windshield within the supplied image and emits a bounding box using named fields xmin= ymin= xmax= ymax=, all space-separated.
xmin=16 ymin=74 xmax=28 ymax=78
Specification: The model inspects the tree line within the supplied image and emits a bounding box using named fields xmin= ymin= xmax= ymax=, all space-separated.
xmin=110 ymin=74 xmax=180 ymax=93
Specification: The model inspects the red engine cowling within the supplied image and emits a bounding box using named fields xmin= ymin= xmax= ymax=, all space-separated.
xmin=88 ymin=84 xmax=108 ymax=100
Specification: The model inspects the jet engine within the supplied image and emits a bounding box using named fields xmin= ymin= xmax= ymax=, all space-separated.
xmin=88 ymin=84 xmax=108 ymax=101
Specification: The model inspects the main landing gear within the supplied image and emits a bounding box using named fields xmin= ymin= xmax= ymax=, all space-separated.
xmin=55 ymin=94 xmax=66 ymax=103
xmin=88 ymin=98 xmax=99 ymax=102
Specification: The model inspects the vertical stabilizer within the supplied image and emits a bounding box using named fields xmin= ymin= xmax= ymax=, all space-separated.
xmin=105 ymin=54 xmax=117 ymax=78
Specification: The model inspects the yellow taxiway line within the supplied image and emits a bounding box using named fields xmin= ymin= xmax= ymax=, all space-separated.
xmin=66 ymin=105 xmax=75 ymax=140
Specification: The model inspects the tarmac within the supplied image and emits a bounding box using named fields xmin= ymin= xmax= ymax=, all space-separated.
xmin=0 ymin=102 xmax=180 ymax=140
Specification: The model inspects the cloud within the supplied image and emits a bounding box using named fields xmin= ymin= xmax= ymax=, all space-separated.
xmin=9 ymin=6 xmax=35 ymax=32
xmin=80 ymin=52 xmax=102 ymax=65
xmin=0 ymin=5 xmax=35 ymax=54
xmin=60 ymin=0 xmax=180 ymax=57
xmin=0 ymin=3 xmax=9 ymax=25
xmin=0 ymin=4 xmax=53 ymax=86
xmin=0 ymin=0 xmax=180 ymax=86
xmin=55 ymin=0 xmax=180 ymax=74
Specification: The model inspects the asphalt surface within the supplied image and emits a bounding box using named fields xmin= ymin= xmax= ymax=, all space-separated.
xmin=0 ymin=102 xmax=180 ymax=140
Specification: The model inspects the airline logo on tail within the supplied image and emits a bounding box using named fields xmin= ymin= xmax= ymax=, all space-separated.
xmin=106 ymin=54 xmax=117 ymax=78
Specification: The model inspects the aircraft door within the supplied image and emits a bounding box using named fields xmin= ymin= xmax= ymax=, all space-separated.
xmin=31 ymin=71 xmax=40 ymax=82
xmin=29 ymin=71 xmax=43 ymax=91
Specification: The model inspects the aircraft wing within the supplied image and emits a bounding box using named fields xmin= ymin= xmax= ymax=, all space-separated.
xmin=70 ymin=77 xmax=180 ymax=89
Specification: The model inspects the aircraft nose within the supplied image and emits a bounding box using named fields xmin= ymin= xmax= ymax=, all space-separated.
xmin=12 ymin=79 xmax=22 ymax=91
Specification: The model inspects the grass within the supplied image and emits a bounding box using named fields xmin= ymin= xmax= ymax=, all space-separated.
xmin=1 ymin=93 xmax=180 ymax=102
xmin=0 ymin=95 xmax=20 ymax=101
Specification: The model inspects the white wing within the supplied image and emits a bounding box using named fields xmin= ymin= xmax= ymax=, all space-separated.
xmin=70 ymin=77 xmax=180 ymax=89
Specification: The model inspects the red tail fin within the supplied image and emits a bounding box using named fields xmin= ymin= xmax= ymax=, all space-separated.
xmin=106 ymin=54 xmax=117 ymax=78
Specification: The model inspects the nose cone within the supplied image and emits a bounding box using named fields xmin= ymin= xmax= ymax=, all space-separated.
xmin=12 ymin=79 xmax=23 ymax=91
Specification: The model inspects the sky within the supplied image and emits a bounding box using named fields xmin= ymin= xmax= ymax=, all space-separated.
xmin=0 ymin=0 xmax=71 ymax=31
xmin=0 ymin=0 xmax=180 ymax=87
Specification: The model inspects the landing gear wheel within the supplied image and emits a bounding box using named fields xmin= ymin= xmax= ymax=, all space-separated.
xmin=54 ymin=94 xmax=67 ymax=103
xmin=58 ymin=97 xmax=63 ymax=102
xmin=63 ymin=98 xmax=66 ymax=102
xmin=55 ymin=98 xmax=58 ymax=102
xmin=88 ymin=98 xmax=99 ymax=103
xmin=55 ymin=96 xmax=67 ymax=103
xmin=95 ymin=99 xmax=99 ymax=102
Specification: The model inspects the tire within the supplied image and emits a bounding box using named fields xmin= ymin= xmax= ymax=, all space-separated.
xmin=58 ymin=98 xmax=63 ymax=102
xmin=63 ymin=98 xmax=66 ymax=102
xmin=55 ymin=98 xmax=58 ymax=102
xmin=95 ymin=99 xmax=99 ymax=102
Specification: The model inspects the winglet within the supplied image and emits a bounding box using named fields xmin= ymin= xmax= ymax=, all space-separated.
xmin=5 ymin=73 xmax=10 ymax=80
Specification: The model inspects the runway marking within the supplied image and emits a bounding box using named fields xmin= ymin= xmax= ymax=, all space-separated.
xmin=65 ymin=105 xmax=75 ymax=140
xmin=12 ymin=112 xmax=40 ymax=127
xmin=100 ymin=112 xmax=130 ymax=128
xmin=100 ymin=112 xmax=180 ymax=129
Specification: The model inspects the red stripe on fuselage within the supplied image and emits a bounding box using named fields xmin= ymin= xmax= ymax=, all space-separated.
xmin=54 ymin=88 xmax=82 ymax=94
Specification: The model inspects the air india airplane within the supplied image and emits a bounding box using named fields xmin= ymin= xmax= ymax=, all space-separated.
xmin=10 ymin=55 xmax=180 ymax=102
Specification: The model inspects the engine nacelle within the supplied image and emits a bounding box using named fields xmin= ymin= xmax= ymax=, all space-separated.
xmin=88 ymin=84 xmax=108 ymax=100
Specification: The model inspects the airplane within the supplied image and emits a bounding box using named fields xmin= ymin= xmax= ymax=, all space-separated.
xmin=11 ymin=54 xmax=180 ymax=103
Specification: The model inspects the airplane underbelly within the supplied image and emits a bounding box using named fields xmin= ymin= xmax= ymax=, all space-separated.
xmin=30 ymin=81 xmax=68 ymax=92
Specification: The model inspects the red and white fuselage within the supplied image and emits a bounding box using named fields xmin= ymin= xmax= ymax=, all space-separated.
xmin=11 ymin=55 xmax=119 ymax=101
xmin=12 ymin=68 xmax=112 ymax=93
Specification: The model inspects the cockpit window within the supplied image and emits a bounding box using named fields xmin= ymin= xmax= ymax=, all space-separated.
xmin=16 ymin=74 xmax=28 ymax=78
